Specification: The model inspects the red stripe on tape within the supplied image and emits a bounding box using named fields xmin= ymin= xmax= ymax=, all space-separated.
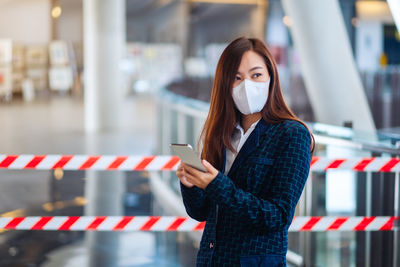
xmin=0 ymin=155 xmax=18 ymax=168
xmin=379 ymin=158 xmax=400 ymax=172
xmin=310 ymin=157 xmax=319 ymax=166
xmin=134 ymin=156 xmax=156 ymax=170
xmin=167 ymin=217 xmax=186 ymax=231
xmin=325 ymin=159 xmax=346 ymax=171
xmin=327 ymin=217 xmax=348 ymax=230
xmin=52 ymin=156 xmax=73 ymax=169
xmin=162 ymin=156 xmax=181 ymax=170
xmin=31 ymin=217 xmax=53 ymax=230
xmin=4 ymin=217 xmax=25 ymax=229
xmin=139 ymin=216 xmax=160 ymax=231
xmin=353 ymin=158 xmax=374 ymax=171
xmin=194 ymin=221 xmax=206 ymax=231
xmin=301 ymin=217 xmax=322 ymax=231
xmin=58 ymin=216 xmax=80 ymax=230
xmin=86 ymin=217 xmax=106 ymax=230
xmin=113 ymin=216 xmax=134 ymax=230
xmin=107 ymin=156 xmax=128 ymax=170
xmin=79 ymin=156 xmax=101 ymax=170
xmin=354 ymin=217 xmax=376 ymax=231
xmin=24 ymin=155 xmax=46 ymax=169
xmin=379 ymin=216 xmax=398 ymax=231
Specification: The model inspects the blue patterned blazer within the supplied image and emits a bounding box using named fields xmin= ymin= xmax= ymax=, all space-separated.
xmin=180 ymin=119 xmax=311 ymax=267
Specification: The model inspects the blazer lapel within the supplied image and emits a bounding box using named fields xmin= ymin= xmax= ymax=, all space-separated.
xmin=227 ymin=119 xmax=271 ymax=177
xmin=221 ymin=148 xmax=226 ymax=174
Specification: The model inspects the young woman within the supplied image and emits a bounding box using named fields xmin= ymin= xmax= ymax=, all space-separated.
xmin=176 ymin=37 xmax=314 ymax=267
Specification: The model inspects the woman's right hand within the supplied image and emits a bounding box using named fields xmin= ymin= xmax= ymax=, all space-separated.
xmin=176 ymin=163 xmax=195 ymax=188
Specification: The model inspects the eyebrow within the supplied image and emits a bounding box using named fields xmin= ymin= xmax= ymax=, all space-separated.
xmin=236 ymin=66 xmax=264 ymax=74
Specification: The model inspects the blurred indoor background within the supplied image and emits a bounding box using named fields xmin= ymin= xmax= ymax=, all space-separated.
xmin=0 ymin=0 xmax=399 ymax=266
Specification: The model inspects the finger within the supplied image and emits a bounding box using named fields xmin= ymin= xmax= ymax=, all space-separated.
xmin=179 ymin=175 xmax=189 ymax=183
xmin=177 ymin=172 xmax=189 ymax=182
xmin=185 ymin=176 xmax=199 ymax=188
xmin=176 ymin=167 xmax=184 ymax=175
xmin=183 ymin=170 xmax=199 ymax=184
xmin=181 ymin=163 xmax=190 ymax=170
xmin=182 ymin=168 xmax=191 ymax=179
xmin=178 ymin=163 xmax=184 ymax=171
xmin=176 ymin=170 xmax=183 ymax=179
xmin=183 ymin=164 xmax=204 ymax=177
xmin=180 ymin=176 xmax=194 ymax=187
xmin=201 ymin=159 xmax=215 ymax=173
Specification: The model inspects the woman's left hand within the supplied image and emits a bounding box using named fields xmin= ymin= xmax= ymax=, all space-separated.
xmin=182 ymin=160 xmax=219 ymax=190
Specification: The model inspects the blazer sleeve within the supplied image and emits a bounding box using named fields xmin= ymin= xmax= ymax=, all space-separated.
xmin=180 ymin=182 xmax=210 ymax=222
xmin=204 ymin=123 xmax=311 ymax=231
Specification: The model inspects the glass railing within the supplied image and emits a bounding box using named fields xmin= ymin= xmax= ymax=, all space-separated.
xmin=153 ymin=87 xmax=400 ymax=267
xmin=156 ymin=86 xmax=400 ymax=159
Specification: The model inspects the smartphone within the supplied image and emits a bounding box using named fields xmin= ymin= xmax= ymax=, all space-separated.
xmin=170 ymin=143 xmax=207 ymax=172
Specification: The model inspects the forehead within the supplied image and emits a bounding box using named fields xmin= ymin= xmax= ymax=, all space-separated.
xmin=237 ymin=51 xmax=266 ymax=71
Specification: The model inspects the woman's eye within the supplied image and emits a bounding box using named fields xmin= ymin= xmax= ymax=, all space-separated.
xmin=235 ymin=76 xmax=241 ymax=81
xmin=252 ymin=73 xmax=262 ymax=78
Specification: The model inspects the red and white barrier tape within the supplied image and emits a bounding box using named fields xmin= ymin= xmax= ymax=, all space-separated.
xmin=0 ymin=155 xmax=180 ymax=171
xmin=0 ymin=155 xmax=399 ymax=172
xmin=0 ymin=216 xmax=398 ymax=232
xmin=310 ymin=157 xmax=400 ymax=172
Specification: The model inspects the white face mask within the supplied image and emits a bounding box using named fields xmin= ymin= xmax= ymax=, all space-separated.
xmin=232 ymin=78 xmax=270 ymax=115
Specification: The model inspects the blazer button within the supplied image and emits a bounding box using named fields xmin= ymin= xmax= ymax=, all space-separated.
xmin=209 ymin=242 xmax=214 ymax=248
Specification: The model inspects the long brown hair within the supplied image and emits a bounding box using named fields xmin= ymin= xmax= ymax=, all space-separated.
xmin=199 ymin=37 xmax=315 ymax=169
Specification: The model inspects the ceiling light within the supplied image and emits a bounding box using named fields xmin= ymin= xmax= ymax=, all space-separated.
xmin=51 ymin=6 xmax=62 ymax=19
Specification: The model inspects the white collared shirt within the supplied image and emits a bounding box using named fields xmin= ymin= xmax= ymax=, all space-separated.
xmin=224 ymin=119 xmax=261 ymax=174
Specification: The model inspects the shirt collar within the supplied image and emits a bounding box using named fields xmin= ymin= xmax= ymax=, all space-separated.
xmin=235 ymin=118 xmax=261 ymax=136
